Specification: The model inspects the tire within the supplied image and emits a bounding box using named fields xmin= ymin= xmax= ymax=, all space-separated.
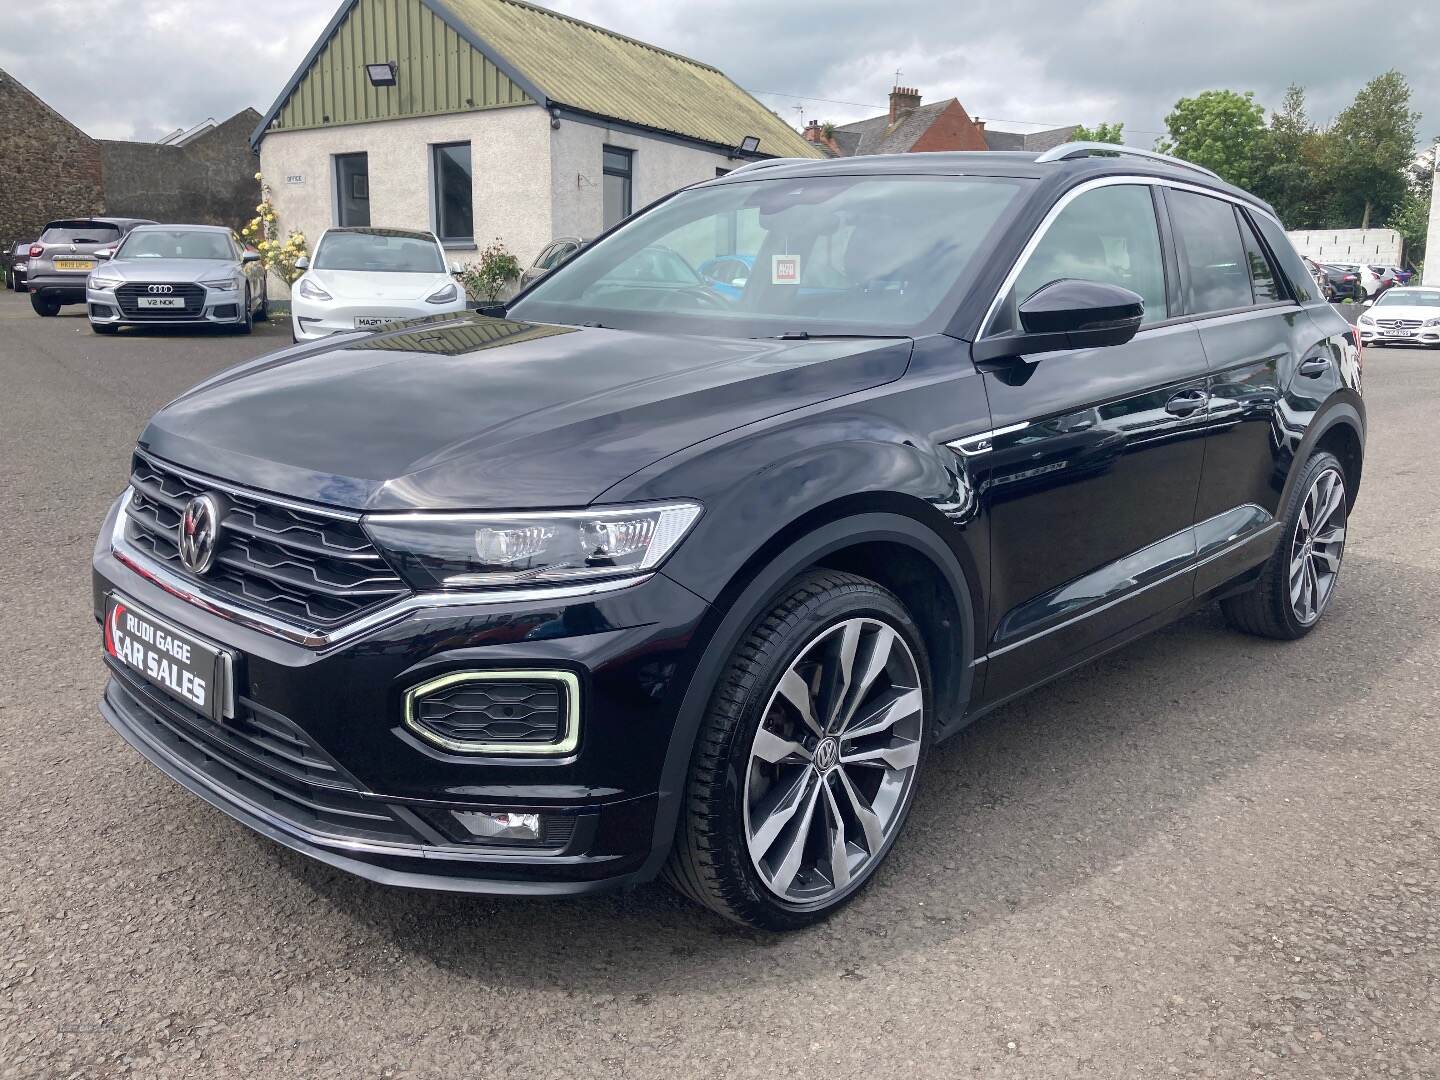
xmin=30 ymin=293 xmax=59 ymax=317
xmin=1222 ymin=450 xmax=1348 ymax=640
xmin=90 ymin=322 xmax=117 ymax=335
xmin=664 ymin=569 xmax=932 ymax=930
xmin=234 ymin=287 xmax=253 ymax=334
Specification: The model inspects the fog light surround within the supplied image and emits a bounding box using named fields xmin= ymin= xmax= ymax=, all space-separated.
xmin=402 ymin=669 xmax=580 ymax=755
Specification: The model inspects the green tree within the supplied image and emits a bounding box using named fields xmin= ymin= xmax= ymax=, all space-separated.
xmin=1252 ymin=85 xmax=1327 ymax=228
xmin=1156 ymin=90 xmax=1267 ymax=190
xmin=1072 ymin=121 xmax=1124 ymax=144
xmin=1327 ymin=71 xmax=1421 ymax=227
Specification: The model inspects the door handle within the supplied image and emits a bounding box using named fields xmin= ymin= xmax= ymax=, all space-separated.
xmin=1164 ymin=389 xmax=1208 ymax=416
xmin=1298 ymin=355 xmax=1330 ymax=378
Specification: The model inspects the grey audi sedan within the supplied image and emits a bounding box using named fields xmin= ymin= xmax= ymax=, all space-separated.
xmin=86 ymin=224 xmax=268 ymax=335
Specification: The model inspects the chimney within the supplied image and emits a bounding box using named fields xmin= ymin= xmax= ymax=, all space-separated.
xmin=803 ymin=120 xmax=824 ymax=144
xmin=889 ymin=86 xmax=921 ymax=124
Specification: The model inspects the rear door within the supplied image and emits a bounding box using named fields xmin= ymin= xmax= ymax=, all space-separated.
xmin=1162 ymin=188 xmax=1298 ymax=593
xmin=971 ymin=181 xmax=1210 ymax=702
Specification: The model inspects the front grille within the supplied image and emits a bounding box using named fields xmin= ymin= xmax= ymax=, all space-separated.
xmin=1376 ymin=318 xmax=1422 ymax=329
xmin=106 ymin=660 xmax=423 ymax=846
xmin=124 ymin=452 xmax=409 ymax=627
xmin=115 ymin=282 xmax=207 ymax=320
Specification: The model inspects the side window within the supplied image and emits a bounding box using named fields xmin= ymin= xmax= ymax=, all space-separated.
xmin=1249 ymin=211 xmax=1313 ymax=303
xmin=1008 ymin=184 xmax=1167 ymax=327
xmin=1236 ymin=213 xmax=1280 ymax=303
xmin=1167 ymin=190 xmax=1251 ymax=315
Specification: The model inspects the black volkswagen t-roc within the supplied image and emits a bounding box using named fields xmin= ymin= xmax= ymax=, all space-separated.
xmin=94 ymin=145 xmax=1363 ymax=930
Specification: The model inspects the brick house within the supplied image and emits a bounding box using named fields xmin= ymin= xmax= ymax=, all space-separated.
xmin=0 ymin=66 xmax=260 ymax=254
xmin=0 ymin=68 xmax=104 ymax=253
xmin=804 ymin=85 xmax=1077 ymax=157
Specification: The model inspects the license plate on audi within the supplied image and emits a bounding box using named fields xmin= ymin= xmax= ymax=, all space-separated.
xmin=138 ymin=296 xmax=185 ymax=309
xmin=103 ymin=595 xmax=232 ymax=721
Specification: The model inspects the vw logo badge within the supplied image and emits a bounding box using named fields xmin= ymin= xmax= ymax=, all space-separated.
xmin=814 ymin=737 xmax=840 ymax=772
xmin=178 ymin=493 xmax=224 ymax=575
xmin=147 ymin=284 xmax=175 ymax=294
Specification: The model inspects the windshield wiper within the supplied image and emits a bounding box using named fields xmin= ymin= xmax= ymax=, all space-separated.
xmin=766 ymin=331 xmax=908 ymax=341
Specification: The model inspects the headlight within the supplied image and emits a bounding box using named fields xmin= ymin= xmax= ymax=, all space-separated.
xmin=1357 ymin=315 xmax=1374 ymax=326
xmin=426 ymin=282 xmax=459 ymax=304
xmin=200 ymin=276 xmax=240 ymax=290
xmin=364 ymin=502 xmax=703 ymax=590
xmin=297 ymin=278 xmax=332 ymax=301
xmin=1424 ymin=317 xmax=1440 ymax=327
xmin=89 ymin=275 xmax=123 ymax=291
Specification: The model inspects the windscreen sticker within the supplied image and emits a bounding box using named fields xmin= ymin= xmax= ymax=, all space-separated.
xmin=771 ymin=254 xmax=801 ymax=285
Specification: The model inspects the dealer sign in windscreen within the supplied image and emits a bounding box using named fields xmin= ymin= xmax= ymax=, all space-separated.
xmin=103 ymin=596 xmax=232 ymax=721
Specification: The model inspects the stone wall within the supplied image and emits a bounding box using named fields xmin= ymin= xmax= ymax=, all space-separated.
xmin=99 ymin=110 xmax=262 ymax=229
xmin=0 ymin=68 xmax=103 ymax=252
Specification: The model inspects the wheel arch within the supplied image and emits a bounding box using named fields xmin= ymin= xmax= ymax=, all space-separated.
xmin=640 ymin=500 xmax=979 ymax=882
xmin=1287 ymin=394 xmax=1365 ymax=511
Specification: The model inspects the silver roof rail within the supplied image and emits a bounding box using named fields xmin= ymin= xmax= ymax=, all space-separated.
xmin=723 ymin=157 xmax=817 ymax=176
xmin=1034 ymin=142 xmax=1222 ymax=181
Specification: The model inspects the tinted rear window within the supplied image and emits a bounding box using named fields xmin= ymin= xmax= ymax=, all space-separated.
xmin=41 ymin=222 xmax=122 ymax=244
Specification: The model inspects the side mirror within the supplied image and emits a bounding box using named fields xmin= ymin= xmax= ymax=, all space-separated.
xmin=241 ymin=250 xmax=261 ymax=264
xmin=449 ymin=261 xmax=464 ymax=275
xmin=293 ymin=255 xmax=309 ymax=271
xmin=973 ymin=279 xmax=1145 ymax=363
xmin=95 ymin=248 xmax=114 ymax=261
xmin=475 ymin=303 xmax=507 ymax=318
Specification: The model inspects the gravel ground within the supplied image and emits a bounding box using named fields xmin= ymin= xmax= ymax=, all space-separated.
xmin=1 ymin=290 xmax=1437 ymax=1079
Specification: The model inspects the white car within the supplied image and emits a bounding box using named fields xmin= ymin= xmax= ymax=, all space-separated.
xmin=1328 ymin=262 xmax=1388 ymax=297
xmin=290 ymin=227 xmax=466 ymax=342
xmin=1356 ymin=286 xmax=1440 ymax=347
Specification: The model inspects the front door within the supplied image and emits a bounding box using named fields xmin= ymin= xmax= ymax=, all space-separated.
xmin=969 ymin=181 xmax=1210 ymax=703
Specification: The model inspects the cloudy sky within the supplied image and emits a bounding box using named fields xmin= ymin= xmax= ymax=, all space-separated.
xmin=1 ymin=0 xmax=1436 ymax=147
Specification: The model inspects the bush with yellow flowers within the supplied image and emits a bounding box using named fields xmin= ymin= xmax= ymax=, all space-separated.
xmin=240 ymin=174 xmax=309 ymax=285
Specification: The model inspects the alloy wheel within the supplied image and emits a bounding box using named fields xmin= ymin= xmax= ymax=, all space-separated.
xmin=1289 ymin=466 xmax=1347 ymax=625
xmin=743 ymin=617 xmax=923 ymax=905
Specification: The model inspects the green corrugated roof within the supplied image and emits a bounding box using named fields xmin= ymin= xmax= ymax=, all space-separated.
xmin=440 ymin=0 xmax=820 ymax=157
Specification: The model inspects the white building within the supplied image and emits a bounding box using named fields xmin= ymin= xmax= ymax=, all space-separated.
xmin=251 ymin=0 xmax=821 ymax=285
xmin=1285 ymin=228 xmax=1406 ymax=267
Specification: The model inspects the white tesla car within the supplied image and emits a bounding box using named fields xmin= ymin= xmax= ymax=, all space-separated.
xmin=290 ymin=227 xmax=466 ymax=341
xmin=1356 ymin=286 xmax=1440 ymax=348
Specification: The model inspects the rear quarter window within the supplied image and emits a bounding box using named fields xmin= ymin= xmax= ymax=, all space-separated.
xmin=1250 ymin=212 xmax=1315 ymax=303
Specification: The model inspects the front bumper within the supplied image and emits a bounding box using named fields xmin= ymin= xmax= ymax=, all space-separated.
xmin=1358 ymin=326 xmax=1440 ymax=346
xmin=86 ymin=284 xmax=246 ymax=327
xmin=93 ymin=495 xmax=710 ymax=894
xmin=290 ymin=296 xmax=467 ymax=341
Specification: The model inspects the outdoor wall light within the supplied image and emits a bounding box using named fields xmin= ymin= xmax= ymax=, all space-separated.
xmin=732 ymin=135 xmax=761 ymax=157
xmin=366 ymin=62 xmax=398 ymax=87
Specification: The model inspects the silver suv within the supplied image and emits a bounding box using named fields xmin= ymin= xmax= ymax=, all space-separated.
xmin=27 ymin=217 xmax=154 ymax=316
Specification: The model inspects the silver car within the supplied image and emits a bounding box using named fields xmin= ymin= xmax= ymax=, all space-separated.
xmin=86 ymin=224 xmax=268 ymax=335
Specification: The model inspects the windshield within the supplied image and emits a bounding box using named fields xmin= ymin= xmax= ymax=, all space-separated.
xmin=41 ymin=222 xmax=121 ymax=245
xmin=1374 ymin=289 xmax=1440 ymax=308
xmin=314 ymin=232 xmax=443 ymax=273
xmin=118 ymin=229 xmax=234 ymax=261
xmin=510 ymin=174 xmax=1023 ymax=337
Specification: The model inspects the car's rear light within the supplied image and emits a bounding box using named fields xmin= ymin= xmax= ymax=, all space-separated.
xmin=28 ymin=245 xmax=43 ymax=259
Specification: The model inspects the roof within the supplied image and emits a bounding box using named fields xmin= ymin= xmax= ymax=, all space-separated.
xmin=834 ymin=100 xmax=957 ymax=156
xmin=983 ymin=125 xmax=1080 ymax=153
xmin=129 ymin=224 xmax=233 ymax=233
xmin=325 ymin=226 xmax=439 ymax=239
xmin=254 ymin=0 xmax=820 ymax=159
xmin=707 ymin=150 xmax=1276 ymax=216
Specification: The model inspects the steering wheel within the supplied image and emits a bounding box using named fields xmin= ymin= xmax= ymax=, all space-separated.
xmin=657 ymin=285 xmax=733 ymax=312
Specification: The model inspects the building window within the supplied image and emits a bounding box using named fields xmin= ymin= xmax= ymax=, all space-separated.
xmin=432 ymin=142 xmax=473 ymax=245
xmin=602 ymin=146 xmax=633 ymax=230
xmin=334 ymin=152 xmax=370 ymax=227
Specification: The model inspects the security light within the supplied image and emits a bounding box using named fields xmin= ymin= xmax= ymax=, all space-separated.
xmin=737 ymin=135 xmax=761 ymax=154
xmin=366 ymin=62 xmax=397 ymax=88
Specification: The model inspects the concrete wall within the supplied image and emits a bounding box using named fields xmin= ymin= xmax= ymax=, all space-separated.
xmin=1424 ymin=159 xmax=1440 ymax=287
xmin=259 ymin=105 xmax=553 ymax=294
xmin=0 ymin=68 xmax=103 ymax=252
xmin=549 ymin=119 xmax=734 ymax=241
xmin=1287 ymin=228 xmax=1405 ymax=266
xmin=99 ymin=110 xmax=261 ymax=228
